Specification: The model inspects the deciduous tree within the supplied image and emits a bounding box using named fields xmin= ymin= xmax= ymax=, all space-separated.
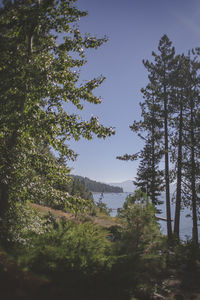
xmin=0 ymin=0 xmax=114 ymax=220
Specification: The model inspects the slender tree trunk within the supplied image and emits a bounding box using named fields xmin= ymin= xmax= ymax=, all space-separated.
xmin=164 ymin=86 xmax=172 ymax=239
xmin=191 ymin=163 xmax=198 ymax=245
xmin=174 ymin=100 xmax=183 ymax=239
xmin=151 ymin=122 xmax=156 ymax=205
xmin=190 ymin=98 xmax=198 ymax=245
xmin=0 ymin=183 xmax=9 ymax=219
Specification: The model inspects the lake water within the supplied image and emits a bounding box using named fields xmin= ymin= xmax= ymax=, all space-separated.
xmin=93 ymin=192 xmax=199 ymax=241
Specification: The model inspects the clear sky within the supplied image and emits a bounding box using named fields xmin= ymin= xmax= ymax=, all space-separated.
xmin=67 ymin=0 xmax=200 ymax=183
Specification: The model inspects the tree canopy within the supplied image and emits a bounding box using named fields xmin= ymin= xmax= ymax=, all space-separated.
xmin=0 ymin=0 xmax=115 ymax=220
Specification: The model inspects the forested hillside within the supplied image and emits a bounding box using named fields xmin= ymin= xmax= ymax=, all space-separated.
xmin=72 ymin=175 xmax=123 ymax=193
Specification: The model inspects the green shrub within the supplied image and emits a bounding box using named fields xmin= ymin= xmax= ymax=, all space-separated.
xmin=19 ymin=220 xmax=114 ymax=281
xmin=0 ymin=202 xmax=53 ymax=248
xmin=167 ymin=240 xmax=200 ymax=269
xmin=113 ymin=190 xmax=166 ymax=298
xmin=117 ymin=200 xmax=163 ymax=255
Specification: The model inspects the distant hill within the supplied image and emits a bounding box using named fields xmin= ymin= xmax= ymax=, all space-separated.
xmin=72 ymin=175 xmax=123 ymax=193
xmin=109 ymin=180 xmax=135 ymax=193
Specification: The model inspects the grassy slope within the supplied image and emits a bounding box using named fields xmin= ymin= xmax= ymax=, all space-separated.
xmin=30 ymin=202 xmax=121 ymax=229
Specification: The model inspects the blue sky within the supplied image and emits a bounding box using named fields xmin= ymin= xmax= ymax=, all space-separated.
xmin=67 ymin=0 xmax=200 ymax=183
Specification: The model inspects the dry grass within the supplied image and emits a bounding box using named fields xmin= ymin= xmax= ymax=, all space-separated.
xmin=30 ymin=203 xmax=121 ymax=229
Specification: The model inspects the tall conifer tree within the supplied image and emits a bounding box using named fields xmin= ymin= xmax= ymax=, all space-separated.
xmin=117 ymin=83 xmax=164 ymax=211
xmin=142 ymin=35 xmax=175 ymax=239
xmin=181 ymin=52 xmax=200 ymax=244
xmin=132 ymin=84 xmax=164 ymax=209
xmin=170 ymin=55 xmax=187 ymax=239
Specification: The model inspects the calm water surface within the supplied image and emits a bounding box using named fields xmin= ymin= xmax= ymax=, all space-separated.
xmin=93 ymin=192 xmax=199 ymax=241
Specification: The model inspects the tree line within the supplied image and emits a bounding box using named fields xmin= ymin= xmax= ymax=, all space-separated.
xmin=72 ymin=175 xmax=123 ymax=193
xmin=118 ymin=35 xmax=200 ymax=244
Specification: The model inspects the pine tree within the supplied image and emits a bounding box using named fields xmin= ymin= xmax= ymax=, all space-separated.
xmin=142 ymin=35 xmax=175 ymax=239
xmin=169 ymin=54 xmax=188 ymax=239
xmin=132 ymin=84 xmax=164 ymax=210
xmin=117 ymin=82 xmax=164 ymax=211
xmin=181 ymin=52 xmax=200 ymax=244
xmin=172 ymin=51 xmax=200 ymax=243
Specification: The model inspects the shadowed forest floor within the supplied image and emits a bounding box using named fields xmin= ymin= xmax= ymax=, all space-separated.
xmin=1 ymin=246 xmax=200 ymax=300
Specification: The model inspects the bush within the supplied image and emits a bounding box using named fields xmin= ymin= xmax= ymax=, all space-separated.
xmin=19 ymin=220 xmax=114 ymax=281
xmin=117 ymin=193 xmax=164 ymax=255
xmin=0 ymin=202 xmax=53 ymax=248
xmin=113 ymin=190 xmax=166 ymax=298
xmin=167 ymin=240 xmax=200 ymax=270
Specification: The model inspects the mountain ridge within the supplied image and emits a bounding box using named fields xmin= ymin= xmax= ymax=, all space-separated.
xmin=109 ymin=180 xmax=135 ymax=193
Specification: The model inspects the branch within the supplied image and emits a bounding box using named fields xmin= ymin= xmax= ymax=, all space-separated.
xmin=116 ymin=153 xmax=139 ymax=161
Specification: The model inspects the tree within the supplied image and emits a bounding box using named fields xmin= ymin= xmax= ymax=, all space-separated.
xmin=118 ymin=35 xmax=176 ymax=240
xmin=133 ymin=84 xmax=164 ymax=210
xmin=171 ymin=51 xmax=200 ymax=244
xmin=170 ymin=56 xmax=185 ymax=239
xmin=0 ymin=0 xmax=114 ymax=221
xmin=142 ymin=35 xmax=175 ymax=239
xmin=181 ymin=52 xmax=200 ymax=244
xmin=117 ymin=189 xmax=162 ymax=254
xmin=117 ymin=84 xmax=164 ymax=211
xmin=169 ymin=54 xmax=190 ymax=240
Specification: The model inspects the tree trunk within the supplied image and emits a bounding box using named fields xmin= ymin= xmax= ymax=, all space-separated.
xmin=0 ymin=183 xmax=9 ymax=219
xmin=164 ymin=85 xmax=172 ymax=239
xmin=174 ymin=100 xmax=183 ymax=239
xmin=151 ymin=120 xmax=156 ymax=205
xmin=190 ymin=98 xmax=198 ymax=245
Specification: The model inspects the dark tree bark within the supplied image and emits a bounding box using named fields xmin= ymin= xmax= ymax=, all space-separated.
xmin=174 ymin=99 xmax=183 ymax=239
xmin=164 ymin=85 xmax=172 ymax=239
xmin=190 ymin=95 xmax=198 ymax=245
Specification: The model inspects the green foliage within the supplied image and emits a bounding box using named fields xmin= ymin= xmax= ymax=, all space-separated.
xmin=18 ymin=220 xmax=114 ymax=279
xmin=72 ymin=175 xmax=123 ymax=193
xmin=117 ymin=75 xmax=165 ymax=209
xmin=96 ymin=201 xmax=112 ymax=216
xmin=66 ymin=177 xmax=94 ymax=201
xmin=1 ymin=188 xmax=168 ymax=299
xmin=117 ymin=191 xmax=164 ymax=255
xmin=118 ymin=35 xmax=200 ymax=242
xmin=167 ymin=240 xmax=200 ymax=270
xmin=112 ymin=190 xmax=166 ymax=298
xmin=0 ymin=0 xmax=115 ymax=224
xmin=0 ymin=202 xmax=53 ymax=247
xmin=95 ymin=193 xmax=112 ymax=216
